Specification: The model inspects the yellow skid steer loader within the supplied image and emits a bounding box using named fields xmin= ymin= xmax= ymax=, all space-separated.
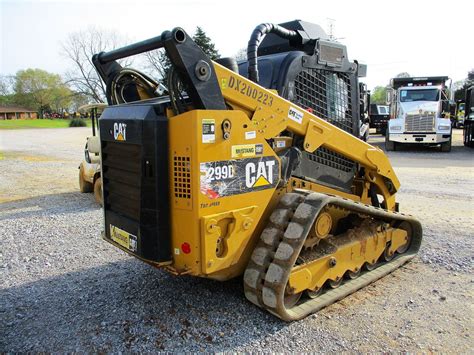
xmin=91 ymin=20 xmax=422 ymax=321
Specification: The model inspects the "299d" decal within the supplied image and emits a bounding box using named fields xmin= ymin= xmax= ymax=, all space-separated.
xmin=200 ymin=157 xmax=279 ymax=199
xmin=206 ymin=164 xmax=235 ymax=182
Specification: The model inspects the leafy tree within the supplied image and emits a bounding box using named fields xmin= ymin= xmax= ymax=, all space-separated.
xmin=14 ymin=69 xmax=72 ymax=117
xmin=0 ymin=94 xmax=14 ymax=106
xmin=145 ymin=27 xmax=221 ymax=82
xmin=234 ymin=47 xmax=247 ymax=62
xmin=395 ymin=72 xmax=411 ymax=78
xmin=454 ymin=69 xmax=474 ymax=101
xmin=469 ymin=70 xmax=474 ymax=81
xmin=50 ymin=85 xmax=73 ymax=114
xmin=371 ymin=86 xmax=388 ymax=104
xmin=0 ymin=75 xmax=14 ymax=106
xmin=192 ymin=27 xmax=220 ymax=60
xmin=69 ymin=92 xmax=90 ymax=113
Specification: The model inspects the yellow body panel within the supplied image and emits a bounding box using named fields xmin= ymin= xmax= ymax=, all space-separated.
xmin=167 ymin=109 xmax=283 ymax=279
xmin=288 ymin=177 xmax=361 ymax=202
xmin=288 ymin=227 xmax=407 ymax=293
xmin=162 ymin=63 xmax=404 ymax=280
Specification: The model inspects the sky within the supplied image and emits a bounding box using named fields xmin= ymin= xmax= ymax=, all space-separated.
xmin=1 ymin=0 xmax=473 ymax=90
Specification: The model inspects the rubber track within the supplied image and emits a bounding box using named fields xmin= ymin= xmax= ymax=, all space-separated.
xmin=243 ymin=190 xmax=423 ymax=321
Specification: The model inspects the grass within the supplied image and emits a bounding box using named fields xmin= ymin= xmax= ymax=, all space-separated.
xmin=0 ymin=118 xmax=92 ymax=130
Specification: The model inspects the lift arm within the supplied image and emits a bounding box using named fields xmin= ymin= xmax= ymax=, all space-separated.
xmin=213 ymin=63 xmax=400 ymax=208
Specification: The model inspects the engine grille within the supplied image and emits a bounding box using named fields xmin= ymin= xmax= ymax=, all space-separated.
xmin=173 ymin=156 xmax=191 ymax=199
xmin=293 ymin=68 xmax=356 ymax=179
xmin=101 ymin=142 xmax=141 ymax=220
xmin=405 ymin=114 xmax=435 ymax=132
xmin=294 ymin=69 xmax=354 ymax=134
xmin=307 ymin=147 xmax=355 ymax=172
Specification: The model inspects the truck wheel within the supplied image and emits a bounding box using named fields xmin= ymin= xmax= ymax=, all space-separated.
xmin=79 ymin=164 xmax=93 ymax=193
xmin=440 ymin=139 xmax=452 ymax=152
xmin=385 ymin=134 xmax=395 ymax=151
xmin=363 ymin=130 xmax=369 ymax=142
xmin=94 ymin=178 xmax=103 ymax=205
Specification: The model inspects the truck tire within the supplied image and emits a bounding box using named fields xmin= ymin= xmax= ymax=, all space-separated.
xmin=363 ymin=129 xmax=369 ymax=142
xmin=79 ymin=164 xmax=93 ymax=193
xmin=440 ymin=138 xmax=452 ymax=152
xmin=385 ymin=133 xmax=396 ymax=151
xmin=464 ymin=122 xmax=474 ymax=148
xmin=94 ymin=177 xmax=103 ymax=205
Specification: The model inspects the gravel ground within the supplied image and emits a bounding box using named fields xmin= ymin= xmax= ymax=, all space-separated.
xmin=1 ymin=128 xmax=473 ymax=352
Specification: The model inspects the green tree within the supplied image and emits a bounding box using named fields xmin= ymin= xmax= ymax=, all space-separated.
xmin=0 ymin=75 xmax=14 ymax=106
xmin=69 ymin=92 xmax=90 ymax=113
xmin=50 ymin=85 xmax=73 ymax=114
xmin=192 ymin=26 xmax=220 ymax=60
xmin=395 ymin=72 xmax=411 ymax=78
xmin=145 ymin=27 xmax=221 ymax=82
xmin=454 ymin=69 xmax=474 ymax=101
xmin=14 ymin=69 xmax=72 ymax=117
xmin=371 ymin=86 xmax=388 ymax=104
xmin=0 ymin=94 xmax=14 ymax=106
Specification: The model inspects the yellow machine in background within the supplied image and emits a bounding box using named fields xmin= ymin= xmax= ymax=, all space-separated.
xmin=78 ymin=103 xmax=107 ymax=205
xmin=92 ymin=21 xmax=422 ymax=321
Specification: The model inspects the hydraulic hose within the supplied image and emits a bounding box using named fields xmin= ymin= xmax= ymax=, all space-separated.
xmin=247 ymin=23 xmax=300 ymax=83
xmin=108 ymin=68 xmax=166 ymax=105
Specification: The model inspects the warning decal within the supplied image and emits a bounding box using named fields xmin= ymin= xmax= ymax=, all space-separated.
xmin=200 ymin=156 xmax=279 ymax=199
xmin=202 ymin=119 xmax=215 ymax=143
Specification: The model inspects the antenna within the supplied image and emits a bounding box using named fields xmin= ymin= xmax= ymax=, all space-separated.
xmin=326 ymin=18 xmax=335 ymax=40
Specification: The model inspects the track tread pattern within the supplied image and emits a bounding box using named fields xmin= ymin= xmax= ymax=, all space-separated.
xmin=243 ymin=190 xmax=422 ymax=321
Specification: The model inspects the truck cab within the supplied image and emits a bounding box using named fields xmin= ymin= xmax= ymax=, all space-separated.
xmin=386 ymin=76 xmax=452 ymax=152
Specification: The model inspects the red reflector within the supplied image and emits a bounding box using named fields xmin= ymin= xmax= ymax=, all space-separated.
xmin=181 ymin=242 xmax=191 ymax=254
xmin=306 ymin=107 xmax=314 ymax=113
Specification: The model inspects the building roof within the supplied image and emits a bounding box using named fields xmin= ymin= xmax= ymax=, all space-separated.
xmin=0 ymin=106 xmax=37 ymax=113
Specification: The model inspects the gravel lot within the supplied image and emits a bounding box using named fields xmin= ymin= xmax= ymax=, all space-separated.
xmin=1 ymin=127 xmax=473 ymax=352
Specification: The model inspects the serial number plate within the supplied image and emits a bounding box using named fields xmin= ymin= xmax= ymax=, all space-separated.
xmin=109 ymin=224 xmax=137 ymax=252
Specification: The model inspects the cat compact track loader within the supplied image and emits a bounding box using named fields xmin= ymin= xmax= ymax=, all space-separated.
xmin=92 ymin=20 xmax=422 ymax=321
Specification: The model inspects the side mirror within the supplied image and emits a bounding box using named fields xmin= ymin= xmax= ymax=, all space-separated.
xmin=386 ymin=89 xmax=392 ymax=105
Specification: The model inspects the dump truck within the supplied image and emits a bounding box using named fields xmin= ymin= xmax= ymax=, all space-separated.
xmin=463 ymin=86 xmax=474 ymax=147
xmin=359 ymin=82 xmax=370 ymax=141
xmin=386 ymin=76 xmax=452 ymax=152
xmin=369 ymin=103 xmax=390 ymax=135
xmin=91 ymin=20 xmax=422 ymax=321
